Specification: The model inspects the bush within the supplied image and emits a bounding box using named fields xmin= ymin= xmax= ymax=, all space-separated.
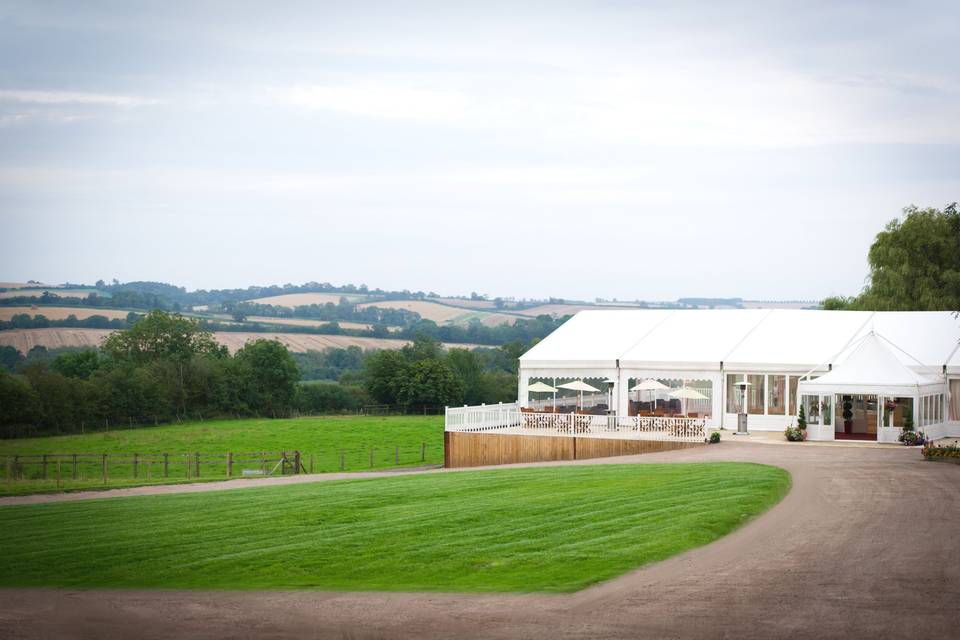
xmin=709 ymin=431 xmax=721 ymax=444
xmin=784 ymin=424 xmax=806 ymax=442
xmin=295 ymin=381 xmax=370 ymax=413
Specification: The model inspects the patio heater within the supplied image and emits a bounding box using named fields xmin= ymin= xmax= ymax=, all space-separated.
xmin=733 ymin=380 xmax=751 ymax=435
xmin=604 ymin=378 xmax=616 ymax=415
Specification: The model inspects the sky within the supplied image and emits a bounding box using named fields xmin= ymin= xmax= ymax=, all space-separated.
xmin=1 ymin=1 xmax=958 ymax=302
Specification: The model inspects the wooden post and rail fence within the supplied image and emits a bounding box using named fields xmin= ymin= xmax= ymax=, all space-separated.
xmin=1 ymin=444 xmax=434 ymax=490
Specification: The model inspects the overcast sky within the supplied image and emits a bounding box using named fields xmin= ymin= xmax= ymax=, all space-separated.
xmin=1 ymin=1 xmax=958 ymax=301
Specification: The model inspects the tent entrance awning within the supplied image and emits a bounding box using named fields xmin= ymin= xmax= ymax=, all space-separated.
xmin=796 ymin=332 xmax=945 ymax=398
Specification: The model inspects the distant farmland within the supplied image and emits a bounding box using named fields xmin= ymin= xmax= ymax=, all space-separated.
xmin=358 ymin=299 xmax=523 ymax=326
xmin=0 ymin=306 xmax=131 ymax=321
xmin=0 ymin=288 xmax=102 ymax=300
xmin=0 ymin=328 xmax=477 ymax=354
xmin=246 ymin=292 xmax=369 ymax=307
xmin=243 ymin=316 xmax=376 ymax=331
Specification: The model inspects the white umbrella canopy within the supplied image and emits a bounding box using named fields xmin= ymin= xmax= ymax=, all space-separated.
xmin=527 ymin=381 xmax=558 ymax=410
xmin=557 ymin=380 xmax=600 ymax=410
xmin=527 ymin=381 xmax=558 ymax=393
xmin=669 ymin=387 xmax=708 ymax=400
xmin=670 ymin=386 xmax=709 ymax=416
xmin=630 ymin=379 xmax=669 ymax=413
xmin=629 ymin=379 xmax=669 ymax=392
xmin=557 ymin=380 xmax=600 ymax=392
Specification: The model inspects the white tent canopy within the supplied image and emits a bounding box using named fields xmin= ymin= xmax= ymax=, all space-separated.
xmin=520 ymin=309 xmax=960 ymax=373
xmin=797 ymin=332 xmax=944 ymax=397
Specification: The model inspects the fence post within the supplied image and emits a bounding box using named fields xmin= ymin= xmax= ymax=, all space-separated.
xmin=56 ymin=460 xmax=61 ymax=488
xmin=195 ymin=452 xmax=200 ymax=478
xmin=72 ymin=453 xmax=78 ymax=480
xmin=227 ymin=452 xmax=233 ymax=477
xmin=395 ymin=446 xmax=399 ymax=465
xmin=163 ymin=453 xmax=169 ymax=478
xmin=309 ymin=454 xmax=314 ymax=474
xmin=369 ymin=448 xmax=375 ymax=468
xmin=294 ymin=451 xmax=301 ymax=475
xmin=42 ymin=454 xmax=48 ymax=480
xmin=102 ymin=454 xmax=108 ymax=484
xmin=260 ymin=452 xmax=266 ymax=475
xmin=133 ymin=453 xmax=139 ymax=479
xmin=13 ymin=455 xmax=18 ymax=481
xmin=421 ymin=442 xmax=426 ymax=462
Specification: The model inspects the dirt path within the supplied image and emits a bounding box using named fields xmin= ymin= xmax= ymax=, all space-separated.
xmin=1 ymin=442 xmax=957 ymax=639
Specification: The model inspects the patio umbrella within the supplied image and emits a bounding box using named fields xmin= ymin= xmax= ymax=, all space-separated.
xmin=669 ymin=386 xmax=709 ymax=416
xmin=557 ymin=380 xmax=600 ymax=410
xmin=527 ymin=381 xmax=557 ymax=408
xmin=630 ymin=379 xmax=669 ymax=411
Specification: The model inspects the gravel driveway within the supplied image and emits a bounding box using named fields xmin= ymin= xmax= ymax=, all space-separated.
xmin=0 ymin=441 xmax=957 ymax=639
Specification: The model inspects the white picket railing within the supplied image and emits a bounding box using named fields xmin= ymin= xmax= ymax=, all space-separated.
xmin=445 ymin=403 xmax=521 ymax=432
xmin=445 ymin=406 xmax=706 ymax=442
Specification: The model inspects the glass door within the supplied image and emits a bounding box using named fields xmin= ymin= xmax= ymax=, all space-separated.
xmin=835 ymin=394 xmax=878 ymax=440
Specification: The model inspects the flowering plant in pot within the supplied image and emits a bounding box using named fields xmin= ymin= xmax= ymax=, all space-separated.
xmin=784 ymin=423 xmax=806 ymax=442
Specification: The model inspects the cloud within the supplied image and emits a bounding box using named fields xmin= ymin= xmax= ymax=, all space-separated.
xmin=272 ymin=84 xmax=469 ymax=121
xmin=0 ymin=89 xmax=159 ymax=108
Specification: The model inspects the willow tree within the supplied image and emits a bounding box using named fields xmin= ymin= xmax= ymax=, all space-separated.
xmin=824 ymin=203 xmax=960 ymax=312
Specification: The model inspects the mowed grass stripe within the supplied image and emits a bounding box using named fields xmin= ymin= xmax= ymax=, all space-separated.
xmin=0 ymin=463 xmax=789 ymax=592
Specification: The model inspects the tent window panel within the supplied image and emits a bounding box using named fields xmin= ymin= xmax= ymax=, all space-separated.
xmin=803 ymin=395 xmax=821 ymax=425
xmin=747 ymin=375 xmax=765 ymax=415
xmin=951 ymin=380 xmax=960 ymax=421
xmin=726 ymin=374 xmax=743 ymax=413
xmin=768 ymin=375 xmax=786 ymax=415
xmin=890 ymin=397 xmax=913 ymax=428
xmin=788 ymin=376 xmax=799 ymax=415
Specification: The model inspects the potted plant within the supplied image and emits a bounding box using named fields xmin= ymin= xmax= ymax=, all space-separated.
xmin=899 ymin=413 xmax=917 ymax=445
xmin=842 ymin=396 xmax=853 ymax=433
xmin=784 ymin=422 xmax=806 ymax=442
xmin=797 ymin=404 xmax=807 ymax=432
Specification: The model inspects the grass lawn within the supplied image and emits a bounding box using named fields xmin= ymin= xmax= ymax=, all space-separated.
xmin=0 ymin=462 xmax=789 ymax=592
xmin=0 ymin=415 xmax=444 ymax=496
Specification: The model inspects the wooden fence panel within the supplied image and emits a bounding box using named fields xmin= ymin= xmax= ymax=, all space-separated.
xmin=444 ymin=432 xmax=703 ymax=468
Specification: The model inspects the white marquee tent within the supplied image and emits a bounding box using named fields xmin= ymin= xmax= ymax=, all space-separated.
xmin=518 ymin=309 xmax=960 ymax=442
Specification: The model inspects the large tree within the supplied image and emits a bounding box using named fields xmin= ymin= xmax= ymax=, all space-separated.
xmin=824 ymin=203 xmax=959 ymax=311
xmin=233 ymin=339 xmax=300 ymax=417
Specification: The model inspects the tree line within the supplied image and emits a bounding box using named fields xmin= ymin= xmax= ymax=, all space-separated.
xmin=0 ymin=312 xmax=527 ymax=438
xmin=822 ymin=203 xmax=959 ymax=312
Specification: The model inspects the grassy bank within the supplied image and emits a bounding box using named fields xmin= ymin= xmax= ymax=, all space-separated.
xmin=0 ymin=415 xmax=444 ymax=495
xmin=0 ymin=462 xmax=790 ymax=592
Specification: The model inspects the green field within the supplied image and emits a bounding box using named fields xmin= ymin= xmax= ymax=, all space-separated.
xmin=0 ymin=462 xmax=789 ymax=592
xmin=0 ymin=416 xmax=444 ymax=496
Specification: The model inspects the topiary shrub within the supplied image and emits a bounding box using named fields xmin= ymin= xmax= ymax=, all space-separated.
xmin=797 ymin=405 xmax=807 ymax=431
xmin=709 ymin=431 xmax=721 ymax=444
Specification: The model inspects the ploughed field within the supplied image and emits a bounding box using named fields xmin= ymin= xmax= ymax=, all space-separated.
xmin=0 ymin=416 xmax=444 ymax=496
xmin=0 ymin=462 xmax=790 ymax=592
